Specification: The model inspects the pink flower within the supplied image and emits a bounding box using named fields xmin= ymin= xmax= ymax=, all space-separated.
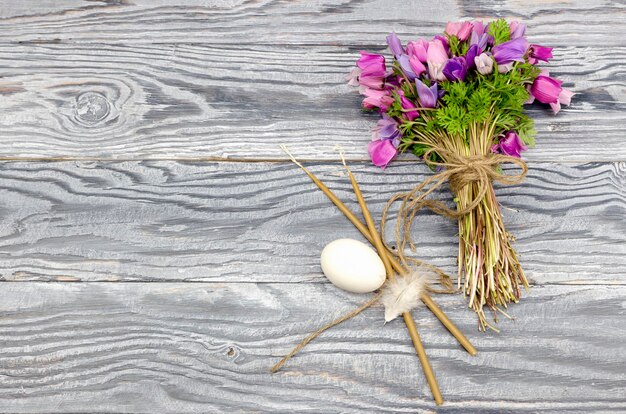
xmin=427 ymin=39 xmax=449 ymax=81
xmin=491 ymin=131 xmax=527 ymax=158
xmin=527 ymin=70 xmax=574 ymax=114
xmin=346 ymin=67 xmax=361 ymax=86
xmin=409 ymin=55 xmax=426 ymax=76
xmin=471 ymin=20 xmax=486 ymax=36
xmin=445 ymin=21 xmax=472 ymax=41
xmin=360 ymin=87 xmax=394 ymax=110
xmin=528 ymin=44 xmax=553 ymax=64
xmin=368 ymin=139 xmax=398 ymax=168
xmin=509 ymin=21 xmax=526 ymax=39
xmin=407 ymin=39 xmax=429 ymax=63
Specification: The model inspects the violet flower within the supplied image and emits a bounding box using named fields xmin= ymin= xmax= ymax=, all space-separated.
xmin=528 ymin=44 xmax=553 ymax=64
xmin=407 ymin=39 xmax=429 ymax=63
xmin=368 ymin=139 xmax=398 ymax=168
xmin=387 ymin=32 xmax=404 ymax=58
xmin=373 ymin=113 xmax=401 ymax=143
xmin=470 ymin=31 xmax=493 ymax=50
xmin=474 ymin=53 xmax=493 ymax=75
xmin=427 ymin=39 xmax=449 ymax=81
xmin=491 ymin=131 xmax=527 ymax=158
xmin=492 ymin=37 xmax=529 ymax=65
xmin=415 ymin=79 xmax=438 ymax=108
xmin=445 ymin=21 xmax=472 ymax=41
xmin=443 ymin=56 xmax=468 ymax=82
xmin=509 ymin=21 xmax=526 ymax=39
xmin=527 ymin=70 xmax=574 ymax=114
xmin=397 ymin=54 xmax=417 ymax=80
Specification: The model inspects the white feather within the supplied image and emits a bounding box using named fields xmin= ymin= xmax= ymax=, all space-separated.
xmin=381 ymin=267 xmax=434 ymax=322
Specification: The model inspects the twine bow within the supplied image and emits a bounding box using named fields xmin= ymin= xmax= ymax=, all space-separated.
xmin=381 ymin=147 xmax=528 ymax=267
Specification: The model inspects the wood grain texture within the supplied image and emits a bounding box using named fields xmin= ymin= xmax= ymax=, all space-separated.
xmin=0 ymin=282 xmax=624 ymax=413
xmin=0 ymin=0 xmax=623 ymax=47
xmin=0 ymin=160 xmax=623 ymax=284
xmin=0 ymin=43 xmax=620 ymax=161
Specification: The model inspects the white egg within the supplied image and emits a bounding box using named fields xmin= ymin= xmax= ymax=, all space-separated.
xmin=320 ymin=238 xmax=386 ymax=293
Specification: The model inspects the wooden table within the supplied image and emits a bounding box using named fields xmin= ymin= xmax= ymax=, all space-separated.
xmin=0 ymin=1 xmax=624 ymax=412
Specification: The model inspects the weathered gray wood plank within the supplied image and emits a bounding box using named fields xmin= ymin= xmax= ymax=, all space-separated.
xmin=0 ymin=161 xmax=623 ymax=284
xmin=0 ymin=282 xmax=623 ymax=413
xmin=0 ymin=43 xmax=619 ymax=161
xmin=0 ymin=0 xmax=623 ymax=47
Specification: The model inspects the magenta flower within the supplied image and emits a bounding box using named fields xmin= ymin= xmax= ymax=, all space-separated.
xmin=360 ymin=87 xmax=394 ymax=110
xmin=528 ymin=44 xmax=553 ymax=64
xmin=509 ymin=21 xmax=526 ymax=39
xmin=415 ymin=79 xmax=438 ymax=108
xmin=443 ymin=56 xmax=468 ymax=82
xmin=527 ymin=70 xmax=574 ymax=114
xmin=409 ymin=55 xmax=426 ymax=76
xmin=474 ymin=53 xmax=493 ymax=75
xmin=357 ymin=52 xmax=385 ymax=70
xmin=368 ymin=139 xmax=398 ymax=168
xmin=492 ymin=37 xmax=529 ymax=65
xmin=407 ymin=39 xmax=429 ymax=63
xmin=491 ymin=131 xmax=527 ymax=158
xmin=427 ymin=39 xmax=449 ymax=81
xmin=445 ymin=21 xmax=472 ymax=41
xmin=399 ymin=93 xmax=419 ymax=121
xmin=387 ymin=32 xmax=404 ymax=58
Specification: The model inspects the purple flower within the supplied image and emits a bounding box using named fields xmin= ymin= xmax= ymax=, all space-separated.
xmin=386 ymin=32 xmax=404 ymax=58
xmin=491 ymin=131 xmax=527 ymax=158
xmin=368 ymin=139 xmax=398 ymax=168
xmin=415 ymin=79 xmax=438 ymax=108
xmin=474 ymin=53 xmax=493 ymax=75
xmin=528 ymin=44 xmax=553 ymax=64
xmin=465 ymin=44 xmax=480 ymax=70
xmin=492 ymin=37 xmax=529 ymax=65
xmin=445 ymin=21 xmax=472 ymax=41
xmin=509 ymin=21 xmax=526 ymax=39
xmin=443 ymin=56 xmax=468 ymax=82
xmin=527 ymin=70 xmax=574 ymax=114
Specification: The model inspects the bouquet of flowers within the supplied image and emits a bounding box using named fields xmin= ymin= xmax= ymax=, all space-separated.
xmin=348 ymin=19 xmax=573 ymax=330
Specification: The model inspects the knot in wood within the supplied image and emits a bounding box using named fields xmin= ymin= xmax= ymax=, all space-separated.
xmin=75 ymin=92 xmax=110 ymax=125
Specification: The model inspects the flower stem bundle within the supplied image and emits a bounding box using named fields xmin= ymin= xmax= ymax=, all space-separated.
xmin=348 ymin=19 xmax=573 ymax=330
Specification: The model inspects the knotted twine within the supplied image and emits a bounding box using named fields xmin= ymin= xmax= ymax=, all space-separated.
xmin=271 ymin=148 xmax=527 ymax=373
xmin=381 ymin=147 xmax=528 ymax=268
